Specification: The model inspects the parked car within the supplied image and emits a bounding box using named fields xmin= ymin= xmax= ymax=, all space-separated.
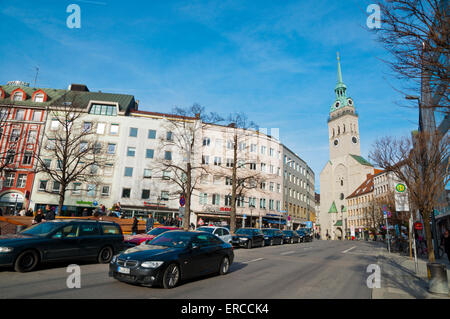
xmin=197 ymin=226 xmax=232 ymax=244
xmin=124 ymin=226 xmax=182 ymax=246
xmin=282 ymin=230 xmax=301 ymax=244
xmin=0 ymin=220 xmax=124 ymax=272
xmin=296 ymin=228 xmax=312 ymax=242
xmin=262 ymin=228 xmax=284 ymax=246
xmin=109 ymin=230 xmax=234 ymax=288
xmin=231 ymin=228 xmax=265 ymax=248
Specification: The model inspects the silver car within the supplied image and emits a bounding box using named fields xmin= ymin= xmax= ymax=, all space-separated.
xmin=196 ymin=226 xmax=232 ymax=244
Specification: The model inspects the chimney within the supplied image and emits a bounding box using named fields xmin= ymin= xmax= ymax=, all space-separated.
xmin=68 ymin=84 xmax=89 ymax=92
xmin=135 ymin=100 xmax=139 ymax=110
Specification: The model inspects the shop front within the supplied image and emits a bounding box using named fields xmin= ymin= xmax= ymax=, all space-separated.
xmin=121 ymin=202 xmax=179 ymax=224
xmin=0 ymin=192 xmax=24 ymax=215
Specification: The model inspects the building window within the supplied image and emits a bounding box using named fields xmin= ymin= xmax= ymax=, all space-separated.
xmin=72 ymin=183 xmax=81 ymax=195
xmin=148 ymin=129 xmax=156 ymax=139
xmin=269 ymin=199 xmax=274 ymax=210
xmin=214 ymin=157 xmax=221 ymax=166
xmin=124 ymin=167 xmax=133 ymax=177
xmin=143 ymin=169 xmax=152 ymax=178
xmin=104 ymin=164 xmax=113 ymax=175
xmin=249 ymin=162 xmax=256 ymax=170
xmin=160 ymin=191 xmax=169 ymax=201
xmin=101 ymin=185 xmax=110 ymax=196
xmin=83 ymin=122 xmax=92 ymax=133
xmin=110 ymin=124 xmax=119 ymax=135
xmin=122 ymin=188 xmax=131 ymax=198
xmin=146 ymin=149 xmax=154 ymax=159
xmin=199 ymin=193 xmax=208 ymax=205
xmin=5 ymin=150 xmax=15 ymax=164
xmin=15 ymin=110 xmax=25 ymax=120
xmin=225 ymin=177 xmax=232 ymax=186
xmin=224 ymin=195 xmax=232 ymax=206
xmin=127 ymin=147 xmax=136 ymax=157
xmin=93 ymin=142 xmax=102 ymax=154
xmin=10 ymin=129 xmax=20 ymax=142
xmin=166 ymin=131 xmax=173 ymax=141
xmin=250 ymin=144 xmax=257 ymax=152
xmin=141 ymin=189 xmax=150 ymax=200
xmin=164 ymin=151 xmax=172 ymax=161
xmin=203 ymin=137 xmax=210 ymax=146
xmin=16 ymin=174 xmax=27 ymax=188
xmin=162 ymin=170 xmax=171 ymax=180
xmin=13 ymin=91 xmax=24 ymax=101
xmin=261 ymin=146 xmax=266 ymax=155
xmin=129 ymin=127 xmax=138 ymax=137
xmin=52 ymin=181 xmax=61 ymax=193
xmin=33 ymin=93 xmax=45 ymax=103
xmin=89 ymin=104 xmax=117 ymax=116
xmin=38 ymin=180 xmax=48 ymax=191
xmin=107 ymin=143 xmax=116 ymax=154
xmin=202 ymin=155 xmax=209 ymax=165
xmin=226 ymin=158 xmax=234 ymax=168
xmin=22 ymin=151 xmax=33 ymax=165
xmin=90 ymin=164 xmax=99 ymax=175
xmin=260 ymin=198 xmax=266 ymax=209
xmin=212 ymin=194 xmax=220 ymax=205
xmin=96 ymin=123 xmax=106 ymax=134
xmin=27 ymin=130 xmax=37 ymax=144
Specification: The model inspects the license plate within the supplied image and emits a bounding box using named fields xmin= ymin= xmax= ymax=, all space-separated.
xmin=118 ymin=266 xmax=130 ymax=274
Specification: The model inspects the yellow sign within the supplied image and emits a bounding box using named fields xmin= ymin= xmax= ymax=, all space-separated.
xmin=395 ymin=183 xmax=406 ymax=193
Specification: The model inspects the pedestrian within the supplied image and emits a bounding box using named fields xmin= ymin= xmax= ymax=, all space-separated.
xmin=145 ymin=213 xmax=154 ymax=232
xmin=0 ymin=208 xmax=2 ymax=216
xmin=26 ymin=208 xmax=33 ymax=217
xmin=82 ymin=208 xmax=89 ymax=217
xmin=45 ymin=206 xmax=55 ymax=220
xmin=19 ymin=208 xmax=26 ymax=216
xmin=131 ymin=216 xmax=139 ymax=235
xmin=442 ymin=230 xmax=450 ymax=263
xmin=162 ymin=216 xmax=168 ymax=226
xmin=33 ymin=209 xmax=45 ymax=224
xmin=190 ymin=222 xmax=195 ymax=230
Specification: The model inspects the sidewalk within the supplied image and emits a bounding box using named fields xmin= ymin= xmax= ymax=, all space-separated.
xmin=371 ymin=244 xmax=450 ymax=299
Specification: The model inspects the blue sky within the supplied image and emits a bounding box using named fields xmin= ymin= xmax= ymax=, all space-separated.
xmin=0 ymin=0 xmax=420 ymax=191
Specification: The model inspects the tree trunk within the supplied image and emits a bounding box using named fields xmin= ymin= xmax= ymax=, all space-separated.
xmin=422 ymin=211 xmax=436 ymax=262
xmin=230 ymin=132 xmax=238 ymax=234
xmin=183 ymin=163 xmax=192 ymax=231
xmin=58 ymin=188 xmax=65 ymax=217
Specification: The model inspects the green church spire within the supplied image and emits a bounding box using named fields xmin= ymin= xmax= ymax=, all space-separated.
xmin=330 ymin=53 xmax=354 ymax=113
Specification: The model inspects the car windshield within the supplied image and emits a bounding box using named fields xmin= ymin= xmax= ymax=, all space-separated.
xmin=149 ymin=231 xmax=192 ymax=248
xmin=235 ymin=228 xmax=253 ymax=235
xmin=148 ymin=227 xmax=173 ymax=236
xmin=20 ymin=222 xmax=63 ymax=237
xmin=262 ymin=229 xmax=274 ymax=235
xmin=283 ymin=231 xmax=293 ymax=235
xmin=197 ymin=227 xmax=214 ymax=233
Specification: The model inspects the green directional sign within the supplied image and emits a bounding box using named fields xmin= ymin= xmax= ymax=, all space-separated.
xmin=395 ymin=183 xmax=406 ymax=193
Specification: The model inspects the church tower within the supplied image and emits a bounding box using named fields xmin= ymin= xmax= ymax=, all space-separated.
xmin=319 ymin=54 xmax=374 ymax=240
xmin=328 ymin=53 xmax=361 ymax=160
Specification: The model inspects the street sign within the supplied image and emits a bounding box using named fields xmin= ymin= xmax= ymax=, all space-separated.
xmin=306 ymin=221 xmax=312 ymax=229
xmin=395 ymin=183 xmax=406 ymax=193
xmin=198 ymin=218 xmax=204 ymax=226
xmin=414 ymin=222 xmax=423 ymax=230
xmin=387 ymin=211 xmax=391 ymax=218
xmin=179 ymin=195 xmax=185 ymax=207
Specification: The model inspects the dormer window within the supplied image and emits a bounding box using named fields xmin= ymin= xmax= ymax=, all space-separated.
xmin=13 ymin=91 xmax=24 ymax=101
xmin=89 ymin=103 xmax=118 ymax=116
xmin=0 ymin=88 xmax=4 ymax=99
xmin=33 ymin=93 xmax=45 ymax=102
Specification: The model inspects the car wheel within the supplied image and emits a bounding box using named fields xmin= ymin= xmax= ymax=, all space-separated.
xmin=290 ymin=238 xmax=293 ymax=244
xmin=219 ymin=256 xmax=230 ymax=275
xmin=98 ymin=246 xmax=113 ymax=263
xmin=261 ymin=240 xmax=265 ymax=247
xmin=247 ymin=240 xmax=252 ymax=249
xmin=162 ymin=263 xmax=180 ymax=289
xmin=270 ymin=239 xmax=273 ymax=246
xmin=14 ymin=250 xmax=39 ymax=272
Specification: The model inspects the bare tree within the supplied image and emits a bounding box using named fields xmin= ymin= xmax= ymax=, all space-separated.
xmin=372 ymin=0 xmax=449 ymax=113
xmin=369 ymin=131 xmax=449 ymax=261
xmin=366 ymin=190 xmax=396 ymax=237
xmin=151 ymin=104 xmax=223 ymax=230
xmin=35 ymin=95 xmax=106 ymax=216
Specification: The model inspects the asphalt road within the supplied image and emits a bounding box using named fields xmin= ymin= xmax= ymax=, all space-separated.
xmin=0 ymin=240 xmax=384 ymax=299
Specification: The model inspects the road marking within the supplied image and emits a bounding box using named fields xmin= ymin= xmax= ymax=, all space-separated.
xmin=342 ymin=246 xmax=356 ymax=254
xmin=243 ymin=258 xmax=264 ymax=264
xmin=280 ymin=251 xmax=295 ymax=255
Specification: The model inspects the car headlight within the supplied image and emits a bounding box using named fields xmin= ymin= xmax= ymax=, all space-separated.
xmin=110 ymin=255 xmax=119 ymax=263
xmin=264 ymin=237 xmax=269 ymax=239
xmin=141 ymin=261 xmax=164 ymax=269
xmin=240 ymin=238 xmax=248 ymax=241
xmin=0 ymin=247 xmax=13 ymax=253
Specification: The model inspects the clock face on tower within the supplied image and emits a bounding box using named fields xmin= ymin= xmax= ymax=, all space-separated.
xmin=333 ymin=138 xmax=339 ymax=147
xmin=352 ymin=136 xmax=358 ymax=144
xmin=334 ymin=101 xmax=340 ymax=109
xmin=347 ymin=98 xmax=353 ymax=106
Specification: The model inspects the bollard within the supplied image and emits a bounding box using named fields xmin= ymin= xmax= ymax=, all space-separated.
xmin=427 ymin=263 xmax=449 ymax=295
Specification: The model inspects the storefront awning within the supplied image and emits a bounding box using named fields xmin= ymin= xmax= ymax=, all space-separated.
xmin=263 ymin=217 xmax=286 ymax=225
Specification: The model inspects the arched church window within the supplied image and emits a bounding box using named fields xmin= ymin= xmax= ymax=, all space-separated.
xmin=341 ymin=180 xmax=344 ymax=186
xmin=337 ymin=126 xmax=340 ymax=135
xmin=343 ymin=124 xmax=345 ymax=133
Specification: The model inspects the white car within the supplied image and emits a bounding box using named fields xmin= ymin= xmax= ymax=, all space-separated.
xmin=197 ymin=226 xmax=232 ymax=244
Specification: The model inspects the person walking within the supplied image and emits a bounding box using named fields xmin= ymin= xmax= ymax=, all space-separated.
xmin=45 ymin=206 xmax=55 ymax=220
xmin=442 ymin=230 xmax=450 ymax=263
xmin=33 ymin=209 xmax=45 ymax=224
xmin=82 ymin=208 xmax=89 ymax=217
xmin=145 ymin=213 xmax=154 ymax=232
xmin=131 ymin=216 xmax=139 ymax=235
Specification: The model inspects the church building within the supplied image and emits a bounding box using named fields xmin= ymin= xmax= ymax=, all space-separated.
xmin=319 ymin=55 xmax=375 ymax=240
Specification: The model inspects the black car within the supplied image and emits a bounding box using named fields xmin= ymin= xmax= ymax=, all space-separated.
xmin=282 ymin=230 xmax=301 ymax=244
xmin=231 ymin=228 xmax=265 ymax=248
xmin=296 ymin=228 xmax=312 ymax=242
xmin=262 ymin=228 xmax=284 ymax=246
xmin=0 ymin=220 xmax=124 ymax=272
xmin=109 ymin=231 xmax=234 ymax=288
